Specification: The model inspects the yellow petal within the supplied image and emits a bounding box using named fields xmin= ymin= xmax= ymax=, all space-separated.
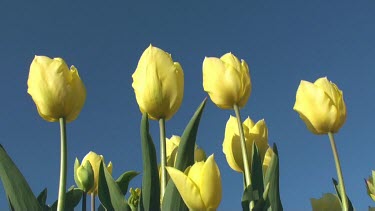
xmin=165 ymin=167 xmax=205 ymax=210
xmin=310 ymin=193 xmax=341 ymax=211
xmin=200 ymin=155 xmax=222 ymax=209
xmin=222 ymin=116 xmax=244 ymax=172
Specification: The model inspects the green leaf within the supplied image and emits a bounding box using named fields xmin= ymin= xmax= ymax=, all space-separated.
xmin=263 ymin=143 xmax=283 ymax=211
xmin=332 ymin=178 xmax=354 ymax=211
xmin=51 ymin=186 xmax=83 ymax=211
xmin=98 ymin=161 xmax=130 ymax=211
xmin=116 ymin=171 xmax=140 ymax=196
xmin=0 ymin=144 xmax=41 ymax=210
xmin=140 ymin=113 xmax=160 ymax=211
xmin=251 ymin=143 xmax=264 ymax=202
xmin=241 ymin=185 xmax=254 ymax=211
xmin=37 ymin=188 xmax=48 ymax=207
xmin=162 ymin=99 xmax=207 ymax=211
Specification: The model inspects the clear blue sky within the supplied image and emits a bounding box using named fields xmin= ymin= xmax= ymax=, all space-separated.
xmin=1 ymin=1 xmax=375 ymax=210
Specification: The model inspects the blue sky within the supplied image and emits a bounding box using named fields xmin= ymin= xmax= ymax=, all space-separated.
xmin=1 ymin=1 xmax=375 ymax=210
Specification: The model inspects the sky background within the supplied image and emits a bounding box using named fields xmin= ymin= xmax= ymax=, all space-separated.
xmin=0 ymin=1 xmax=375 ymax=210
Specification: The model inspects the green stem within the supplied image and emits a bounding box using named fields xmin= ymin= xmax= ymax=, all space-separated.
xmin=328 ymin=132 xmax=348 ymax=211
xmin=159 ymin=118 xmax=167 ymax=199
xmin=57 ymin=118 xmax=67 ymax=211
xmin=233 ymin=104 xmax=251 ymax=188
xmin=82 ymin=192 xmax=86 ymax=211
xmin=91 ymin=194 xmax=95 ymax=211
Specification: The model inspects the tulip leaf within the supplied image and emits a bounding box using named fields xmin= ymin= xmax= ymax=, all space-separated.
xmin=140 ymin=113 xmax=160 ymax=211
xmin=162 ymin=99 xmax=207 ymax=211
xmin=98 ymin=161 xmax=130 ymax=211
xmin=0 ymin=144 xmax=41 ymax=210
xmin=241 ymin=185 xmax=255 ymax=211
xmin=116 ymin=171 xmax=140 ymax=196
xmin=37 ymin=188 xmax=48 ymax=207
xmin=251 ymin=143 xmax=264 ymax=202
xmin=332 ymin=178 xmax=354 ymax=211
xmin=263 ymin=143 xmax=283 ymax=211
xmin=50 ymin=186 xmax=83 ymax=211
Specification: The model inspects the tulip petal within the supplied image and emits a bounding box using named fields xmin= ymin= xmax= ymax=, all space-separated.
xmin=222 ymin=116 xmax=244 ymax=172
xmin=200 ymin=155 xmax=222 ymax=209
xmin=165 ymin=167 xmax=205 ymax=210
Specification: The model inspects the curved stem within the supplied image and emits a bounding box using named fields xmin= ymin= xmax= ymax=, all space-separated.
xmin=57 ymin=118 xmax=67 ymax=211
xmin=328 ymin=132 xmax=348 ymax=211
xmin=233 ymin=104 xmax=251 ymax=188
xmin=159 ymin=118 xmax=167 ymax=199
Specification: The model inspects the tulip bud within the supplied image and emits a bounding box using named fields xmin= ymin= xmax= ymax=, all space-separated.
xmin=74 ymin=158 xmax=94 ymax=192
xmin=293 ymin=77 xmax=346 ymax=134
xmin=128 ymin=187 xmax=141 ymax=210
xmin=27 ymin=56 xmax=86 ymax=122
xmin=222 ymin=116 xmax=269 ymax=173
xmin=202 ymin=53 xmax=251 ymax=109
xmin=80 ymin=151 xmax=112 ymax=195
xmin=366 ymin=171 xmax=375 ymax=201
xmin=132 ymin=45 xmax=184 ymax=120
xmin=166 ymin=155 xmax=222 ymax=210
xmin=310 ymin=193 xmax=342 ymax=211
xmin=194 ymin=147 xmax=206 ymax=162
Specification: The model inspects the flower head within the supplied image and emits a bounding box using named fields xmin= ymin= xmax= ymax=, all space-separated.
xmin=222 ymin=116 xmax=269 ymax=173
xmin=27 ymin=56 xmax=86 ymax=122
xmin=293 ymin=77 xmax=346 ymax=134
xmin=203 ymin=53 xmax=251 ymax=109
xmin=81 ymin=151 xmax=112 ymax=195
xmin=166 ymin=155 xmax=222 ymax=210
xmin=132 ymin=45 xmax=184 ymax=120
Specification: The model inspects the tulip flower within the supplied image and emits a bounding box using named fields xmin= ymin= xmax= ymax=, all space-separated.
xmin=223 ymin=115 xmax=269 ymax=173
xmin=132 ymin=44 xmax=184 ymax=120
xmin=27 ymin=55 xmax=86 ymax=122
xmin=365 ymin=171 xmax=375 ymax=201
xmin=166 ymin=135 xmax=207 ymax=166
xmin=293 ymin=77 xmax=346 ymax=135
xmin=81 ymin=151 xmax=113 ymax=195
xmin=202 ymin=52 xmax=251 ymax=109
xmin=310 ymin=193 xmax=341 ymax=211
xmin=74 ymin=158 xmax=94 ymax=192
xmin=166 ymin=155 xmax=222 ymax=210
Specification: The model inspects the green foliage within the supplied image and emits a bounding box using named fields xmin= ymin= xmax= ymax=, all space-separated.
xmin=116 ymin=171 xmax=140 ymax=196
xmin=98 ymin=161 xmax=130 ymax=211
xmin=162 ymin=99 xmax=207 ymax=211
xmin=50 ymin=186 xmax=83 ymax=211
xmin=140 ymin=113 xmax=160 ymax=211
xmin=0 ymin=144 xmax=41 ymax=210
xmin=332 ymin=178 xmax=354 ymax=211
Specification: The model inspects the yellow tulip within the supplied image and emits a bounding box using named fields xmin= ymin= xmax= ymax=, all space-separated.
xmin=81 ymin=151 xmax=113 ymax=195
xmin=365 ymin=171 xmax=375 ymax=201
xmin=202 ymin=52 xmax=251 ymax=109
xmin=222 ymin=115 xmax=269 ymax=173
xmin=27 ymin=55 xmax=86 ymax=122
xmin=166 ymin=155 xmax=222 ymax=210
xmin=310 ymin=193 xmax=342 ymax=211
xmin=132 ymin=45 xmax=184 ymax=120
xmin=74 ymin=158 xmax=94 ymax=193
xmin=166 ymin=135 xmax=207 ymax=166
xmin=293 ymin=77 xmax=346 ymax=134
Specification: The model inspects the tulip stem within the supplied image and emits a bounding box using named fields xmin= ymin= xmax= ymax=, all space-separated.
xmin=82 ymin=192 xmax=86 ymax=211
xmin=328 ymin=132 xmax=348 ymax=211
xmin=159 ymin=118 xmax=167 ymax=199
xmin=91 ymin=194 xmax=95 ymax=211
xmin=57 ymin=118 xmax=67 ymax=211
xmin=233 ymin=104 xmax=251 ymax=188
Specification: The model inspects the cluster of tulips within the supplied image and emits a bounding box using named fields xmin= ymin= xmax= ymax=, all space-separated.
xmin=0 ymin=44 xmax=374 ymax=211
